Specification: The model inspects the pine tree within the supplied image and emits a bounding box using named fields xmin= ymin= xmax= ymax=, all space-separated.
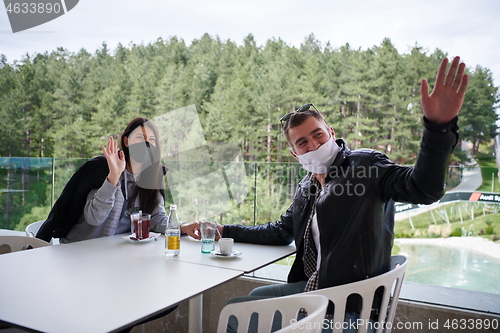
xmin=460 ymin=66 xmax=499 ymax=154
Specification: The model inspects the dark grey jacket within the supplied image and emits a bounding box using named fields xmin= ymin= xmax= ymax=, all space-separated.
xmin=223 ymin=117 xmax=459 ymax=290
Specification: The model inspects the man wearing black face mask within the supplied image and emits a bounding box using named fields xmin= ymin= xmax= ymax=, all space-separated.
xmin=194 ymin=57 xmax=468 ymax=332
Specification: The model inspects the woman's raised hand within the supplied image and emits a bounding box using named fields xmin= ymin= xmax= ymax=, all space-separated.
xmin=101 ymin=136 xmax=126 ymax=185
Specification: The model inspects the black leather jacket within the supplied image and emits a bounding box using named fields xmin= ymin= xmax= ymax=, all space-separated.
xmin=224 ymin=117 xmax=458 ymax=289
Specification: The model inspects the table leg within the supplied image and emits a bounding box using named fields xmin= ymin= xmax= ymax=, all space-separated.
xmin=188 ymin=294 xmax=203 ymax=333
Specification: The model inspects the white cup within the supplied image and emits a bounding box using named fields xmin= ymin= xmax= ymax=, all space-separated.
xmin=219 ymin=238 xmax=234 ymax=255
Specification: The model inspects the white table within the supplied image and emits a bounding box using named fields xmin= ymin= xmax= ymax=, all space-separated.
xmin=174 ymin=236 xmax=296 ymax=273
xmin=0 ymin=234 xmax=296 ymax=333
xmin=0 ymin=229 xmax=24 ymax=236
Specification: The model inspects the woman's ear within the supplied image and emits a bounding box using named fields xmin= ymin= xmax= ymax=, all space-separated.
xmin=123 ymin=136 xmax=129 ymax=148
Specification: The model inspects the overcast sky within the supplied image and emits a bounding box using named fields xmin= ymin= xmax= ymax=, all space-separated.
xmin=1 ymin=0 xmax=499 ymax=88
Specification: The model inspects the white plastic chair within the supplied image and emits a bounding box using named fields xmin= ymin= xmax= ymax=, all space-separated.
xmin=305 ymin=255 xmax=408 ymax=333
xmin=25 ymin=220 xmax=45 ymax=237
xmin=0 ymin=235 xmax=51 ymax=255
xmin=25 ymin=220 xmax=59 ymax=244
xmin=217 ymin=294 xmax=329 ymax=333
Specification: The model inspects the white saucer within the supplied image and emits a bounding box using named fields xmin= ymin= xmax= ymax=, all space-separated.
xmin=210 ymin=250 xmax=242 ymax=259
xmin=122 ymin=232 xmax=160 ymax=243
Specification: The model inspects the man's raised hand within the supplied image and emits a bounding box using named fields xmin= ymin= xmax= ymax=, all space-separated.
xmin=421 ymin=56 xmax=469 ymax=124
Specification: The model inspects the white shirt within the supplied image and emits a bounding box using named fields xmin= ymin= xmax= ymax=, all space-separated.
xmin=311 ymin=211 xmax=321 ymax=270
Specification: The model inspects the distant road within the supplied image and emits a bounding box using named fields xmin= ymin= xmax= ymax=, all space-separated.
xmin=448 ymin=166 xmax=483 ymax=193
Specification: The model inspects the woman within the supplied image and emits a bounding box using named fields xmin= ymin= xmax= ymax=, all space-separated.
xmin=60 ymin=117 xmax=192 ymax=243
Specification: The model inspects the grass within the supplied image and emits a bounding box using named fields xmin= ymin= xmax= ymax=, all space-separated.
xmin=391 ymin=243 xmax=401 ymax=255
xmin=474 ymin=150 xmax=500 ymax=193
xmin=396 ymin=201 xmax=500 ymax=241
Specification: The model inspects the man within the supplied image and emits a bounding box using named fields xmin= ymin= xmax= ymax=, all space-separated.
xmin=186 ymin=56 xmax=468 ymax=324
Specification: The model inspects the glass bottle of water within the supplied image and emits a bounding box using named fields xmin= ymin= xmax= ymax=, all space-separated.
xmin=165 ymin=204 xmax=180 ymax=257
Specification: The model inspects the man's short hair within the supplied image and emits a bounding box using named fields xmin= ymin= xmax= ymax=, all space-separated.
xmin=282 ymin=109 xmax=329 ymax=146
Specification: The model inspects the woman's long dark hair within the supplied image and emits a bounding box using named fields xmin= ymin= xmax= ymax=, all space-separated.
xmin=120 ymin=117 xmax=165 ymax=214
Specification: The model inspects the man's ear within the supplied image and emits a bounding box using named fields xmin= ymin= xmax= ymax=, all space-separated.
xmin=330 ymin=127 xmax=335 ymax=139
xmin=290 ymin=148 xmax=299 ymax=162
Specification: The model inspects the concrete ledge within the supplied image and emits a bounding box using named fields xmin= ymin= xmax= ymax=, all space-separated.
xmin=394 ymin=301 xmax=500 ymax=333
xmin=393 ymin=282 xmax=500 ymax=332
xmin=399 ymin=281 xmax=500 ymax=315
